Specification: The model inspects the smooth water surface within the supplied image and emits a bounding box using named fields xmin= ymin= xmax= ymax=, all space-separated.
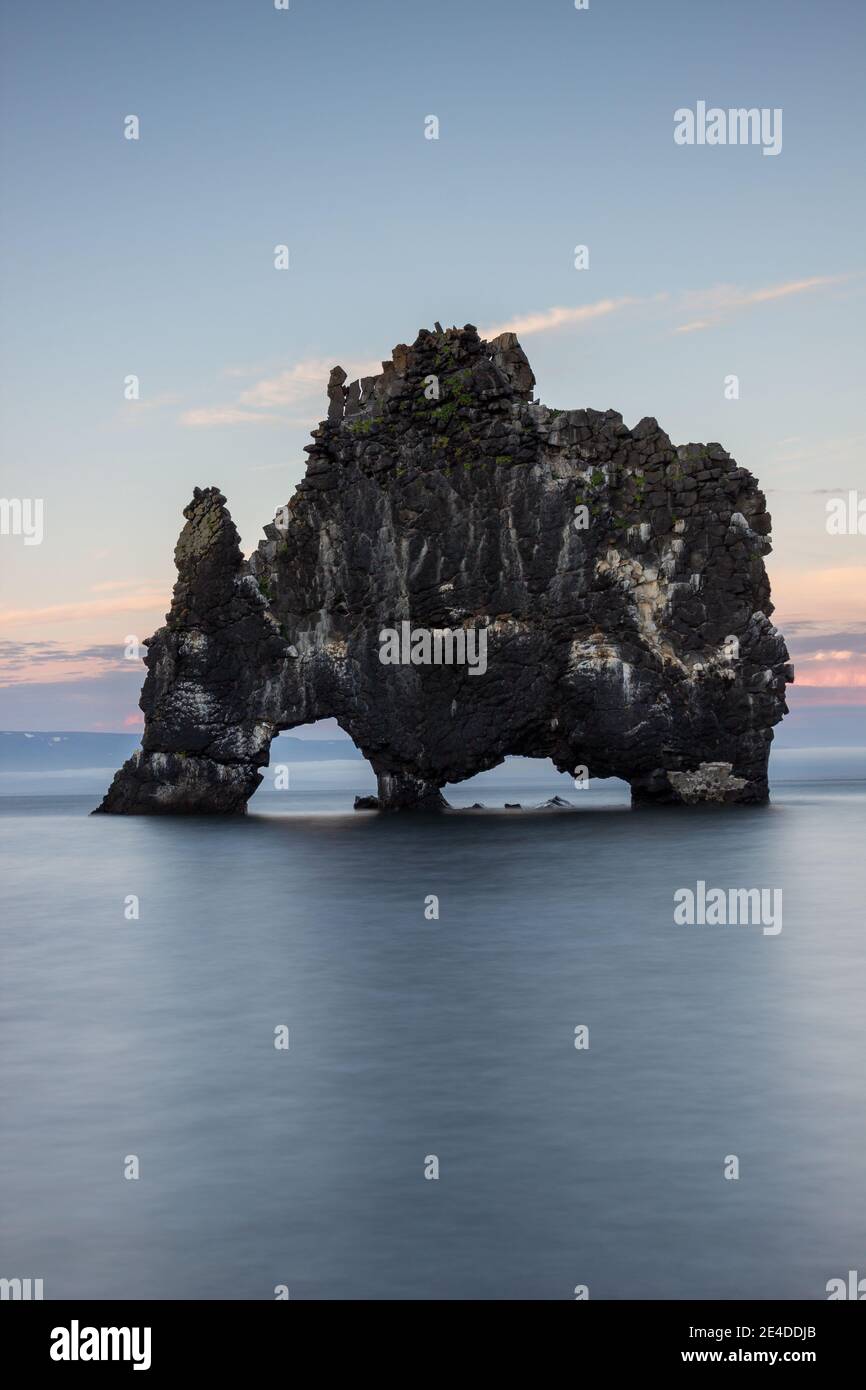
xmin=1 ymin=777 xmax=864 ymax=1299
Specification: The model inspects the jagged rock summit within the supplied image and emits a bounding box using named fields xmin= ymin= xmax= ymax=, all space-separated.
xmin=96 ymin=322 xmax=793 ymax=814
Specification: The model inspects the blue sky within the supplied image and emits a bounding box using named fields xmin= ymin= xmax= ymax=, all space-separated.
xmin=1 ymin=0 xmax=864 ymax=734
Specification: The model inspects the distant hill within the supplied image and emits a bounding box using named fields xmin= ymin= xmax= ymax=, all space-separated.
xmin=0 ymin=731 xmax=362 ymax=772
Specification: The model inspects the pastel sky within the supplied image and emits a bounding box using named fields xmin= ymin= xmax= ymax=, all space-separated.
xmin=1 ymin=0 xmax=864 ymax=739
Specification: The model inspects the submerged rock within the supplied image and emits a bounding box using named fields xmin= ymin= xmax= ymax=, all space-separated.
xmin=96 ymin=323 xmax=792 ymax=815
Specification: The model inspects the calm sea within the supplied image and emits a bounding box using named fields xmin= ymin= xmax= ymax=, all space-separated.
xmin=1 ymin=767 xmax=864 ymax=1299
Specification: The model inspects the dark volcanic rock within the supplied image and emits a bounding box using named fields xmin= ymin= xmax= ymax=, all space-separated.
xmin=96 ymin=488 xmax=287 ymax=813
xmin=96 ymin=323 xmax=793 ymax=815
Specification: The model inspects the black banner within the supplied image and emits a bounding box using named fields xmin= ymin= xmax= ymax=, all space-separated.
xmin=2 ymin=1299 xmax=861 ymax=1374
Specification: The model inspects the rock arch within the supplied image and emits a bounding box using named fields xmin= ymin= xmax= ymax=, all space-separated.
xmin=96 ymin=323 xmax=792 ymax=814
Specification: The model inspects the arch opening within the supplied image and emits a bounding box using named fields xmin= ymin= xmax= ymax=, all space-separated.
xmin=443 ymin=758 xmax=630 ymax=811
xmin=249 ymin=718 xmax=375 ymax=814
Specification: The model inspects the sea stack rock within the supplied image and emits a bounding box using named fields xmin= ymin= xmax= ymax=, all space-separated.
xmin=96 ymin=323 xmax=793 ymax=814
xmin=96 ymin=488 xmax=287 ymax=813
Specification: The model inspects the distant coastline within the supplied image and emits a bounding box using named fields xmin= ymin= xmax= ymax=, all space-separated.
xmin=2 ymin=730 xmax=865 ymax=792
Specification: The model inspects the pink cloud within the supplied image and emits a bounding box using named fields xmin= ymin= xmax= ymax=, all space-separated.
xmin=481 ymin=296 xmax=642 ymax=340
xmin=673 ymin=273 xmax=853 ymax=332
xmin=238 ymin=358 xmax=337 ymax=408
xmin=0 ymin=591 xmax=168 ymax=628
xmin=180 ymin=355 xmax=381 ymax=430
xmin=179 ymin=407 xmax=285 ymax=427
xmin=786 ymin=686 xmax=866 ymax=707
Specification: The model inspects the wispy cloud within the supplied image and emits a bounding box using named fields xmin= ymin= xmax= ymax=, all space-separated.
xmin=794 ymin=665 xmax=866 ymax=688
xmin=773 ymin=568 xmax=866 ymax=697
xmin=784 ymin=619 xmax=866 ymax=644
xmin=0 ymin=639 xmax=144 ymax=688
xmin=239 ymin=358 xmax=339 ymax=408
xmin=789 ymin=637 xmax=866 ymax=686
xmin=175 ymin=276 xmax=856 ymax=429
xmin=0 ymin=590 xmax=167 ymax=629
xmin=782 ymin=622 xmax=866 ymax=692
xmin=179 ymin=406 xmax=286 ymax=427
xmin=674 ymin=320 xmax=712 ymax=335
xmin=477 ymin=274 xmax=853 ymax=343
xmin=181 ymin=355 xmax=381 ymax=429
xmin=760 ymin=572 xmax=866 ymax=702
xmin=481 ymin=296 xmax=644 ymax=340
xmin=673 ymin=274 xmax=853 ymax=333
